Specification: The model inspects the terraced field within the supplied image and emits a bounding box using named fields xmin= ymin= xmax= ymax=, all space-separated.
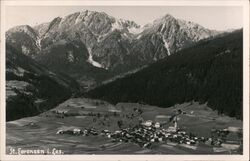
xmin=6 ymin=98 xmax=242 ymax=154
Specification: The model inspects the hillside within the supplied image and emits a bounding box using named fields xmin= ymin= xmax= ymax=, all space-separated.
xmin=6 ymin=44 xmax=80 ymax=121
xmin=86 ymin=30 xmax=243 ymax=119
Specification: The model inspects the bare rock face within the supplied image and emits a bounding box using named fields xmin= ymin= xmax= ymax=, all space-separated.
xmin=6 ymin=11 xmax=220 ymax=86
xmin=6 ymin=25 xmax=40 ymax=58
xmin=137 ymin=14 xmax=219 ymax=57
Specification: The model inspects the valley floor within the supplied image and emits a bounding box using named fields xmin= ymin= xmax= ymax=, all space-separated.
xmin=6 ymin=98 xmax=242 ymax=154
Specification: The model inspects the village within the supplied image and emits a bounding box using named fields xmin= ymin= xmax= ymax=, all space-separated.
xmin=55 ymin=107 xmax=242 ymax=153
xmin=57 ymin=120 xmax=219 ymax=148
xmin=50 ymin=99 xmax=243 ymax=154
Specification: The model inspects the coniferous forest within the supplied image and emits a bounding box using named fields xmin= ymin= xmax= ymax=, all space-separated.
xmin=86 ymin=30 xmax=243 ymax=119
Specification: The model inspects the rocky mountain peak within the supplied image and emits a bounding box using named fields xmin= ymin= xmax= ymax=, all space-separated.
xmin=151 ymin=14 xmax=176 ymax=25
xmin=6 ymin=10 xmax=222 ymax=86
xmin=6 ymin=25 xmax=38 ymax=40
xmin=160 ymin=13 xmax=175 ymax=21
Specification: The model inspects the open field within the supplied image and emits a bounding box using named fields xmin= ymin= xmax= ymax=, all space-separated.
xmin=6 ymin=98 xmax=242 ymax=154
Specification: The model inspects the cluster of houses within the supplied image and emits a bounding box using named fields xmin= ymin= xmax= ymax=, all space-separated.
xmin=56 ymin=127 xmax=98 ymax=136
xmin=99 ymin=120 xmax=226 ymax=148
xmin=56 ymin=120 xmax=229 ymax=149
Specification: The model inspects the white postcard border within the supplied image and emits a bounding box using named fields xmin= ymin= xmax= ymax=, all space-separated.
xmin=0 ymin=1 xmax=249 ymax=161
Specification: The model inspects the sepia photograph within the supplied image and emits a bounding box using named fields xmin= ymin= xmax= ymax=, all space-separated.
xmin=0 ymin=0 xmax=249 ymax=160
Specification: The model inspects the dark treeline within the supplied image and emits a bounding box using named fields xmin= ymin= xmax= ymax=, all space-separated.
xmin=86 ymin=30 xmax=243 ymax=119
xmin=6 ymin=44 xmax=77 ymax=121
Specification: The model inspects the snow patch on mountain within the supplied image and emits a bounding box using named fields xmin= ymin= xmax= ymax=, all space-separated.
xmin=122 ymin=33 xmax=129 ymax=39
xmin=75 ymin=13 xmax=83 ymax=24
xmin=178 ymin=19 xmax=200 ymax=30
xmin=128 ymin=27 xmax=143 ymax=34
xmin=111 ymin=20 xmax=123 ymax=31
xmin=136 ymin=35 xmax=142 ymax=39
xmin=160 ymin=23 xmax=166 ymax=33
xmin=96 ymin=31 xmax=111 ymax=43
xmin=87 ymin=48 xmax=105 ymax=69
xmin=36 ymin=37 xmax=42 ymax=50
xmin=67 ymin=51 xmax=74 ymax=62
xmin=163 ymin=38 xmax=171 ymax=56
xmin=75 ymin=11 xmax=89 ymax=24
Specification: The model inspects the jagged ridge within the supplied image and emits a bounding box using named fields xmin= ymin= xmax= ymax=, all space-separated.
xmin=6 ymin=10 xmax=222 ymax=87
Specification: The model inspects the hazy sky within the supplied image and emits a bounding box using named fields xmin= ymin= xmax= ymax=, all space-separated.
xmin=5 ymin=6 xmax=243 ymax=31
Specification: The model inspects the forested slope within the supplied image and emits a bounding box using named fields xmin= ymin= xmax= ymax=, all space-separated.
xmin=86 ymin=30 xmax=243 ymax=119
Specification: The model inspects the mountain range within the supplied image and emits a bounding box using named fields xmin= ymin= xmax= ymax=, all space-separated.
xmin=6 ymin=10 xmax=221 ymax=88
xmin=6 ymin=10 xmax=242 ymax=120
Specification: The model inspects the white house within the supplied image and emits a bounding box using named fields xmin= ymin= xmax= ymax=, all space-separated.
xmin=144 ymin=120 xmax=153 ymax=127
xmin=56 ymin=130 xmax=64 ymax=134
xmin=73 ymin=128 xmax=81 ymax=134
xmin=155 ymin=122 xmax=161 ymax=128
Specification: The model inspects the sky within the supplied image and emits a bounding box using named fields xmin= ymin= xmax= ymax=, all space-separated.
xmin=5 ymin=6 xmax=243 ymax=31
